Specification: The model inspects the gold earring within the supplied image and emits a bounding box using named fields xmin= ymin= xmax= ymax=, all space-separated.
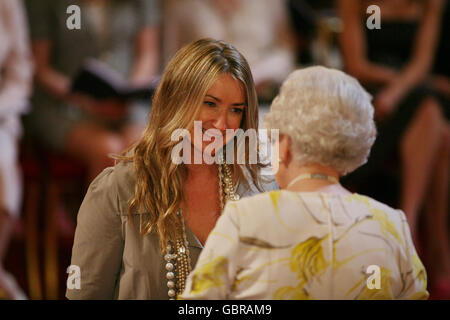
xmin=278 ymin=158 xmax=283 ymax=164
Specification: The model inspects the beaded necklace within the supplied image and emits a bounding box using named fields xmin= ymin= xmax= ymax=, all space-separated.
xmin=165 ymin=157 xmax=239 ymax=299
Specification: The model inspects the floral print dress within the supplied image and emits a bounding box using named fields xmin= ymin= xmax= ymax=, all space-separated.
xmin=181 ymin=190 xmax=428 ymax=300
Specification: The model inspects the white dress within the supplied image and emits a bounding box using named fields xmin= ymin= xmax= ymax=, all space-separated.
xmin=162 ymin=0 xmax=295 ymax=85
xmin=181 ymin=190 xmax=428 ymax=300
xmin=0 ymin=0 xmax=33 ymax=218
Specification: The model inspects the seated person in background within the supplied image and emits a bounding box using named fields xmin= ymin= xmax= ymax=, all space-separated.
xmin=431 ymin=0 xmax=450 ymax=102
xmin=163 ymin=0 xmax=296 ymax=102
xmin=181 ymin=66 xmax=428 ymax=300
xmin=338 ymin=0 xmax=449 ymax=298
xmin=0 ymin=0 xmax=33 ymax=300
xmin=24 ymin=0 xmax=161 ymax=181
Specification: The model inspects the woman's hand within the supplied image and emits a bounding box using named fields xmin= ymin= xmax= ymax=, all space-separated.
xmin=374 ymin=81 xmax=408 ymax=121
xmin=430 ymin=75 xmax=450 ymax=98
xmin=374 ymin=0 xmax=444 ymax=122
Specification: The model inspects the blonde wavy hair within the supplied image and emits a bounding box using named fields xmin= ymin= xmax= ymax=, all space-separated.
xmin=120 ymin=39 xmax=266 ymax=252
xmin=263 ymin=66 xmax=377 ymax=176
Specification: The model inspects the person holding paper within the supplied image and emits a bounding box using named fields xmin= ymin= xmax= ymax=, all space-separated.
xmin=24 ymin=0 xmax=161 ymax=181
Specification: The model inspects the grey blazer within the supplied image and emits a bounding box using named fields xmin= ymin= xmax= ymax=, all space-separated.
xmin=66 ymin=160 xmax=278 ymax=299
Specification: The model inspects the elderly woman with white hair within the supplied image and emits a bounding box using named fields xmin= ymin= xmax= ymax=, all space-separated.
xmin=181 ymin=66 xmax=429 ymax=300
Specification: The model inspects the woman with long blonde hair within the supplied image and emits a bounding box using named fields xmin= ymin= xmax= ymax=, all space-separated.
xmin=66 ymin=38 xmax=277 ymax=300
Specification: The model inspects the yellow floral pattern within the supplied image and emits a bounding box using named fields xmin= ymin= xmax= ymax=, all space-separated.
xmin=412 ymin=253 xmax=427 ymax=292
xmin=357 ymin=267 xmax=393 ymax=300
xmin=273 ymin=236 xmax=328 ymax=300
xmin=181 ymin=191 xmax=429 ymax=300
xmin=348 ymin=194 xmax=402 ymax=245
xmin=189 ymin=256 xmax=228 ymax=295
xmin=274 ymin=285 xmax=311 ymax=300
xmin=269 ymin=190 xmax=281 ymax=212
xmin=290 ymin=236 xmax=329 ymax=283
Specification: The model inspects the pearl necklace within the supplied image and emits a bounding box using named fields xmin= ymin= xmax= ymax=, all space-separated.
xmin=165 ymin=157 xmax=239 ymax=299
xmin=286 ymin=173 xmax=339 ymax=189
xmin=164 ymin=213 xmax=190 ymax=299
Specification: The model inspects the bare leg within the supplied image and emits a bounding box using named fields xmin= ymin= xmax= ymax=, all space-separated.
xmin=0 ymin=209 xmax=25 ymax=299
xmin=0 ymin=209 xmax=13 ymax=266
xmin=399 ymin=98 xmax=444 ymax=244
xmin=423 ymin=124 xmax=450 ymax=283
xmin=0 ymin=131 xmax=26 ymax=299
xmin=65 ymin=123 xmax=126 ymax=182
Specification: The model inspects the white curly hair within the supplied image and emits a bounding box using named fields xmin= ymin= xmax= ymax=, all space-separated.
xmin=263 ymin=66 xmax=377 ymax=176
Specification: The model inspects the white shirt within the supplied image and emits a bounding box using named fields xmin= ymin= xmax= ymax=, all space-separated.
xmin=0 ymin=0 xmax=33 ymax=136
